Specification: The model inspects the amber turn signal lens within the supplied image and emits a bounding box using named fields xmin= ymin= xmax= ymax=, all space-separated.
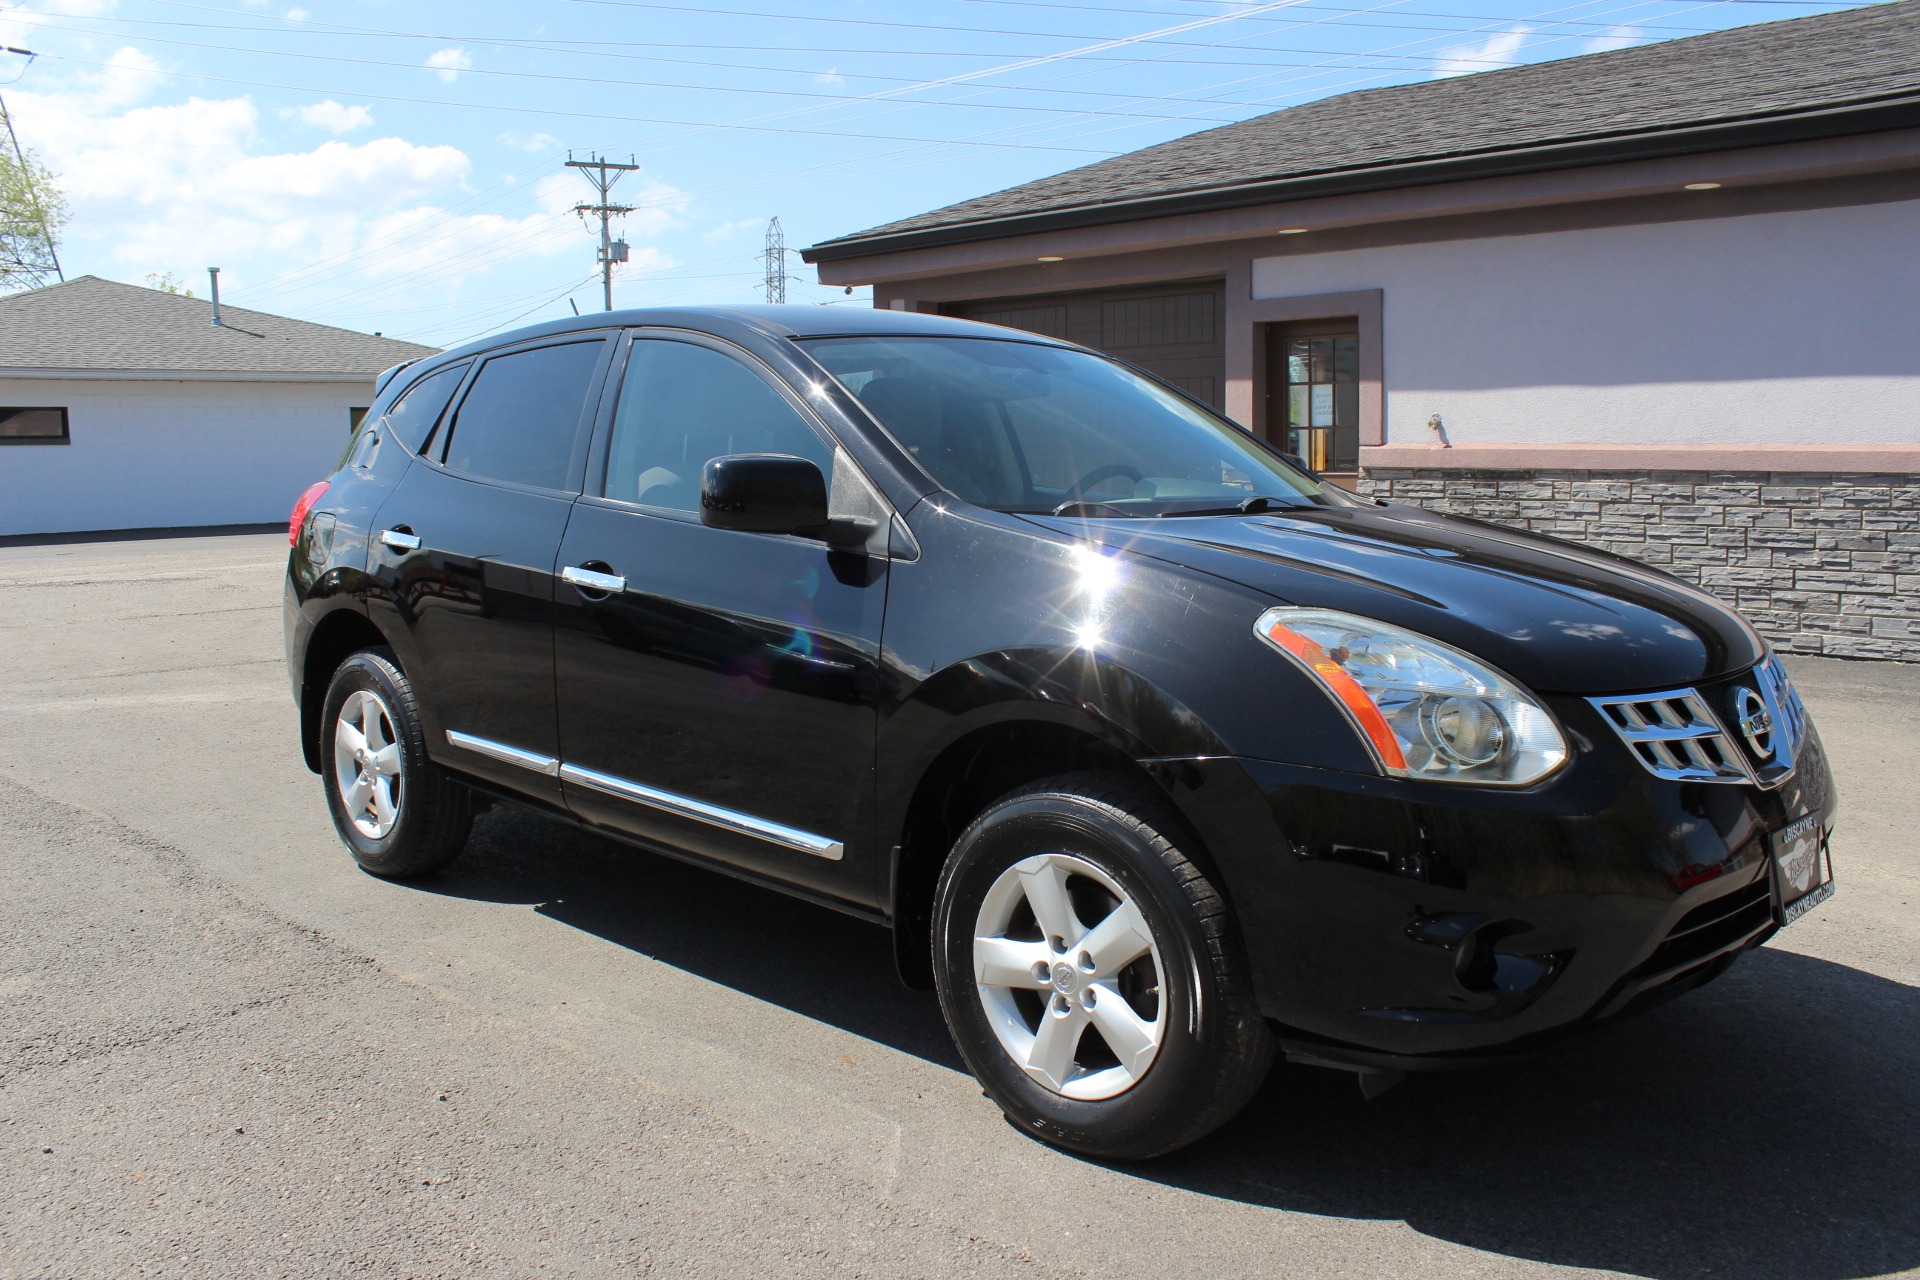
xmin=1259 ymin=618 xmax=1410 ymax=771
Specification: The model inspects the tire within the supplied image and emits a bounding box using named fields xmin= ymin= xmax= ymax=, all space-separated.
xmin=931 ymin=772 xmax=1275 ymax=1160
xmin=319 ymin=648 xmax=473 ymax=878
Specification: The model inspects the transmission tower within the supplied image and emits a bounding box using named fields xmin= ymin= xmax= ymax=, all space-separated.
xmin=0 ymin=52 xmax=63 ymax=291
xmin=566 ymin=152 xmax=638 ymax=312
xmin=762 ymin=217 xmax=790 ymax=305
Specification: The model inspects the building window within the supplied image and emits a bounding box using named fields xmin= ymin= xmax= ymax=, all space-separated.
xmin=0 ymin=406 xmax=69 ymax=445
xmin=1281 ymin=332 xmax=1358 ymax=473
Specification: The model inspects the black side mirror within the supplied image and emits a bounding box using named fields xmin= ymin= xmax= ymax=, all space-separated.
xmin=700 ymin=453 xmax=829 ymax=536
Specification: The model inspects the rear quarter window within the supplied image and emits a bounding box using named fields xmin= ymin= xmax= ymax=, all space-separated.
xmin=383 ymin=362 xmax=470 ymax=454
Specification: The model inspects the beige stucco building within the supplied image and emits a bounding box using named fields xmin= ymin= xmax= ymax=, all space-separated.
xmin=805 ymin=1 xmax=1920 ymax=660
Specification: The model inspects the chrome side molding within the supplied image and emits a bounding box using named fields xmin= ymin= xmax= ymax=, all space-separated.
xmin=559 ymin=762 xmax=844 ymax=861
xmin=444 ymin=730 xmax=559 ymax=776
xmin=440 ymin=728 xmax=843 ymax=860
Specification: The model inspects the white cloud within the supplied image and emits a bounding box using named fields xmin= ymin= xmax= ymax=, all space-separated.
xmin=814 ymin=68 xmax=844 ymax=87
xmin=6 ymin=66 xmax=486 ymax=283
xmin=287 ymin=100 xmax=372 ymax=133
xmin=498 ymin=130 xmax=560 ymax=153
xmin=1582 ymin=24 xmax=1643 ymax=55
xmin=425 ymin=47 xmax=471 ymax=84
xmin=1432 ymin=27 xmax=1530 ymax=78
xmin=1 ymin=40 xmax=695 ymax=337
xmin=703 ymin=217 xmax=762 ymax=244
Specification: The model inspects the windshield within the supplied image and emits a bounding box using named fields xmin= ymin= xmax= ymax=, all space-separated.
xmin=801 ymin=335 xmax=1346 ymax=517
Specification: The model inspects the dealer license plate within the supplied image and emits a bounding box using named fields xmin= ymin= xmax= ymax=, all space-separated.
xmin=1772 ymin=811 xmax=1833 ymax=926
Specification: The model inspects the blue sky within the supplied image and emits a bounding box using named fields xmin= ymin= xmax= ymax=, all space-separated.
xmin=0 ymin=0 xmax=1865 ymax=348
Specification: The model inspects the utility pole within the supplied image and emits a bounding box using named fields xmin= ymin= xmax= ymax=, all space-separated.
xmin=0 ymin=48 xmax=63 ymax=289
xmin=566 ymin=152 xmax=637 ymax=312
xmin=762 ymin=217 xmax=789 ymax=305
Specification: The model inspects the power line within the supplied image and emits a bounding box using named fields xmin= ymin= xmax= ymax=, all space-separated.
xmin=430 ymin=270 xmax=603 ymax=347
xmin=32 ymin=52 xmax=1128 ymax=155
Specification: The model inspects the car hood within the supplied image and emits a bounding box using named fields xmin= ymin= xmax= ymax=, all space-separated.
xmin=1026 ymin=501 xmax=1764 ymax=695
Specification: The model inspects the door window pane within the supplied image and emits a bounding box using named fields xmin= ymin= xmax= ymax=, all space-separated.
xmin=384 ymin=362 xmax=469 ymax=453
xmin=441 ymin=342 xmax=602 ymax=489
xmin=1281 ymin=327 xmax=1360 ymax=473
xmin=605 ymin=339 xmax=834 ymax=512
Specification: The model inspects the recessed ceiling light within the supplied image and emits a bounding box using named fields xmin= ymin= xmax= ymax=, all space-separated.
xmin=1037 ymin=255 xmax=1064 ymax=262
xmin=1277 ymin=227 xmax=1309 ymax=234
xmin=1684 ymin=182 xmax=1722 ymax=191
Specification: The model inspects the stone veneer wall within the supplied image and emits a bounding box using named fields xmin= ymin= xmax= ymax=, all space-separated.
xmin=1355 ymin=469 xmax=1920 ymax=662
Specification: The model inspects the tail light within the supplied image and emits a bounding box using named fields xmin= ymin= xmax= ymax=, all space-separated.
xmin=289 ymin=480 xmax=331 ymax=545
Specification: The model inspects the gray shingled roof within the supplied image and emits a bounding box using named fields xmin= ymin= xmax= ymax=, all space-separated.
xmin=811 ymin=0 xmax=1920 ymax=256
xmin=0 ymin=275 xmax=437 ymax=376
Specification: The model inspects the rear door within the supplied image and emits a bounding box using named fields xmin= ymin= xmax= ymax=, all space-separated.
xmin=367 ymin=334 xmax=613 ymax=803
xmin=551 ymin=332 xmax=889 ymax=904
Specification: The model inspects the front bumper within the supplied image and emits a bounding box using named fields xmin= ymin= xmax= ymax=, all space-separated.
xmin=1151 ymin=693 xmax=1838 ymax=1065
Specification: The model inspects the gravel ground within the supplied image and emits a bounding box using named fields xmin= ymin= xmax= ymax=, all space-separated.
xmin=1 ymin=531 xmax=1916 ymax=1280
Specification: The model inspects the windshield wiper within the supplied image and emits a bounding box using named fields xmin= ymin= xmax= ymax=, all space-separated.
xmin=1156 ymin=495 xmax=1293 ymax=518
xmin=1050 ymin=499 xmax=1137 ymax=518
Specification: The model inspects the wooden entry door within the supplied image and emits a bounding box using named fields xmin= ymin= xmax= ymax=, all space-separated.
xmin=1267 ymin=322 xmax=1360 ymax=474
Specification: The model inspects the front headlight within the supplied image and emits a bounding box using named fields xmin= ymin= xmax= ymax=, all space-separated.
xmin=1255 ymin=607 xmax=1568 ymax=786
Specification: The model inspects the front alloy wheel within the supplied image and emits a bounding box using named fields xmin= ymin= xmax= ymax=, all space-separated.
xmin=933 ymin=773 xmax=1274 ymax=1160
xmin=973 ymin=852 xmax=1166 ymax=1100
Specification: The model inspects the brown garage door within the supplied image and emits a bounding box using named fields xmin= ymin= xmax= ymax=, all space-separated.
xmin=945 ymin=280 xmax=1226 ymax=411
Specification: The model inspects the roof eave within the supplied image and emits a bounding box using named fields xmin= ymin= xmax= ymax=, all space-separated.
xmin=802 ymin=92 xmax=1920 ymax=264
xmin=0 ymin=368 xmax=391 ymax=383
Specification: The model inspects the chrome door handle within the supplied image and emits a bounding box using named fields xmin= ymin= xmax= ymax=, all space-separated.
xmin=379 ymin=528 xmax=422 ymax=552
xmin=562 ymin=564 xmax=626 ymax=594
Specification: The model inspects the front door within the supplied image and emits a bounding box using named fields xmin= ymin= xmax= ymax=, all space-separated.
xmin=552 ymin=334 xmax=887 ymax=904
xmin=367 ymin=335 xmax=611 ymax=803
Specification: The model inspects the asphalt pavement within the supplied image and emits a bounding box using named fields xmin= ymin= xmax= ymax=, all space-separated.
xmin=2 ymin=531 xmax=1916 ymax=1280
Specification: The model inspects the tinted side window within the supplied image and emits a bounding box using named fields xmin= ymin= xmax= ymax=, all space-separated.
xmin=441 ymin=341 xmax=603 ymax=489
xmin=384 ymin=361 xmax=469 ymax=454
xmin=604 ymin=339 xmax=833 ymax=512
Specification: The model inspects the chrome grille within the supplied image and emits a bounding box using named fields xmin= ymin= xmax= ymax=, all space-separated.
xmin=1589 ymin=689 xmax=1751 ymax=783
xmin=1591 ymin=654 xmax=1810 ymax=788
xmin=1751 ymin=652 xmax=1808 ymax=777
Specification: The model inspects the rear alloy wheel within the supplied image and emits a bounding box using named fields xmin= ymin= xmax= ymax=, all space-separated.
xmin=320 ymin=648 xmax=473 ymax=878
xmin=933 ymin=773 xmax=1274 ymax=1160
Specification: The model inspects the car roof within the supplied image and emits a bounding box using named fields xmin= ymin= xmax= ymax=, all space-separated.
xmin=431 ymin=304 xmax=1073 ymax=363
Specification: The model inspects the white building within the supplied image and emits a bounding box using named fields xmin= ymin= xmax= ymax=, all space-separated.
xmin=0 ymin=276 xmax=434 ymax=536
xmin=804 ymin=1 xmax=1920 ymax=660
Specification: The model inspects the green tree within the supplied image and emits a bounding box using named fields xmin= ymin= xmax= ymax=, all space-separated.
xmin=145 ymin=271 xmax=195 ymax=297
xmin=0 ymin=140 xmax=66 ymax=291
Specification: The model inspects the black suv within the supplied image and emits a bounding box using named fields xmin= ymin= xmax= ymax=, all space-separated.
xmin=287 ymin=306 xmax=1837 ymax=1159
